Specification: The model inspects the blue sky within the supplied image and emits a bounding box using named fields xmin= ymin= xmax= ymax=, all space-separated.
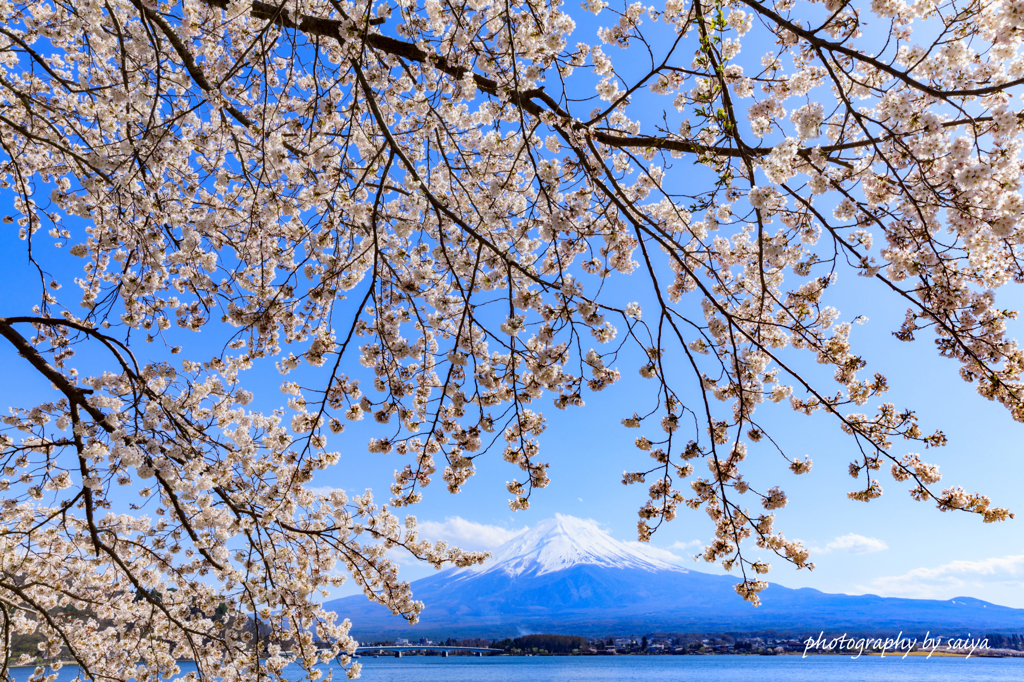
xmin=2 ymin=1 xmax=1024 ymax=614
xmin=317 ymin=266 xmax=1024 ymax=608
xmin=278 ymin=245 xmax=1024 ymax=607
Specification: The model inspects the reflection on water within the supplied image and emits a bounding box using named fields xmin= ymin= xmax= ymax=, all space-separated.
xmin=7 ymin=654 xmax=1022 ymax=682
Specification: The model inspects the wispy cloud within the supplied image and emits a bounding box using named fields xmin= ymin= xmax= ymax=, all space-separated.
xmin=668 ymin=539 xmax=704 ymax=552
xmin=416 ymin=516 xmax=526 ymax=551
xmin=306 ymin=485 xmax=345 ymax=498
xmin=621 ymin=541 xmax=690 ymax=566
xmin=866 ymin=554 xmax=1024 ymax=600
xmin=816 ymin=533 xmax=889 ymax=555
xmin=415 ymin=516 xmax=695 ymax=566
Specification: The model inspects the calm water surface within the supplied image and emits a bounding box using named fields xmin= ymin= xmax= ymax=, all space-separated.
xmin=8 ymin=655 xmax=1022 ymax=681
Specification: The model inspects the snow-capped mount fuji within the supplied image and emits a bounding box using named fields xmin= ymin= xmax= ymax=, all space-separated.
xmin=324 ymin=515 xmax=1024 ymax=639
xmin=461 ymin=514 xmax=684 ymax=578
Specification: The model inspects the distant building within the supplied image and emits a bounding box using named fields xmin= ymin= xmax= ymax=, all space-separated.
xmin=395 ymin=638 xmax=409 ymax=646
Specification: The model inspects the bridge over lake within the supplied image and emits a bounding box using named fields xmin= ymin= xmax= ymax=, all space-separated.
xmin=354 ymin=645 xmax=502 ymax=658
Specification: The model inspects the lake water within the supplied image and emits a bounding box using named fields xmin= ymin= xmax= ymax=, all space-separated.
xmin=7 ymin=655 xmax=1022 ymax=681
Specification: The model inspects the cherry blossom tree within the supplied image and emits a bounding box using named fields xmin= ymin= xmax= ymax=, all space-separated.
xmin=2 ymin=0 xmax=1022 ymax=676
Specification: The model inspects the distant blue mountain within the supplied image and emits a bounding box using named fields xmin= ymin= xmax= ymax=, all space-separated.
xmin=324 ymin=515 xmax=1024 ymax=638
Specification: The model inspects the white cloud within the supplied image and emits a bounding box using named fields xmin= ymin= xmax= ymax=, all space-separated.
xmin=816 ymin=533 xmax=888 ymax=555
xmin=306 ymin=485 xmax=345 ymax=498
xmin=669 ymin=539 xmax=704 ymax=552
xmin=867 ymin=554 xmax=1024 ymax=600
xmin=416 ymin=516 xmax=526 ymax=551
xmin=369 ymin=515 xmax=700 ymax=583
xmin=414 ymin=516 xmax=693 ymax=566
xmin=621 ymin=541 xmax=690 ymax=566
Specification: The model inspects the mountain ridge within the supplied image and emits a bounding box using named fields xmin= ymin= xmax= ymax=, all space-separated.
xmin=325 ymin=515 xmax=1024 ymax=638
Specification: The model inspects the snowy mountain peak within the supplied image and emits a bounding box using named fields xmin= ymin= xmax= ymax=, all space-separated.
xmin=466 ymin=514 xmax=686 ymax=578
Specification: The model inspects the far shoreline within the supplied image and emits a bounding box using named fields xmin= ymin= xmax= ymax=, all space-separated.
xmin=9 ymin=650 xmax=1023 ymax=671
